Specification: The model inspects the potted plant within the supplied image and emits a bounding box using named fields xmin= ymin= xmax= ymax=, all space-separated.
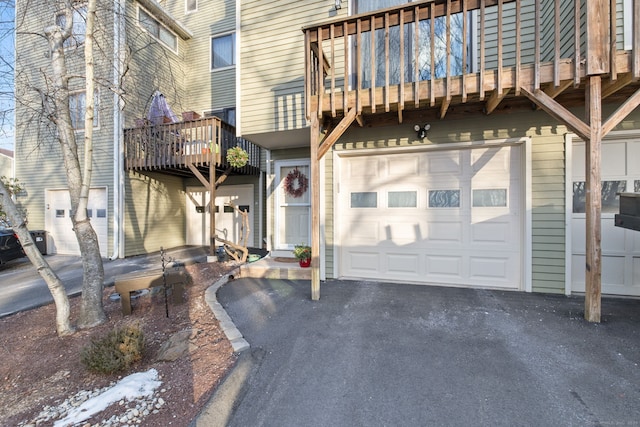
xmin=293 ymin=244 xmax=311 ymax=268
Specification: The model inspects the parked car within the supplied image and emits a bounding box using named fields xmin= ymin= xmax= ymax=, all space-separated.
xmin=0 ymin=225 xmax=25 ymax=265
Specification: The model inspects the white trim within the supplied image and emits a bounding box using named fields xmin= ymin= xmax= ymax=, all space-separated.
xmin=333 ymin=137 xmax=531 ymax=291
xmin=624 ymin=0 xmax=632 ymax=51
xmin=235 ymin=0 xmax=242 ymax=135
xmin=320 ymin=154 xmax=326 ymax=280
xmin=564 ymin=133 xmax=573 ymax=295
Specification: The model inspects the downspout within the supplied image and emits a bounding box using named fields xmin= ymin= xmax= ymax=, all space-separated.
xmin=110 ymin=0 xmax=126 ymax=260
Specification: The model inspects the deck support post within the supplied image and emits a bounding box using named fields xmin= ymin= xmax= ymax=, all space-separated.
xmin=584 ymin=76 xmax=603 ymax=323
xmin=310 ymin=115 xmax=321 ymax=300
xmin=209 ymin=150 xmax=216 ymax=258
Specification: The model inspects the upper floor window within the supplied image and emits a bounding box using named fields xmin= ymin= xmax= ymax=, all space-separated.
xmin=186 ymin=0 xmax=197 ymax=14
xmin=204 ymin=107 xmax=236 ymax=127
xmin=56 ymin=5 xmax=87 ymax=49
xmin=69 ymin=91 xmax=99 ymax=130
xmin=211 ymin=33 xmax=235 ymax=70
xmin=138 ymin=7 xmax=178 ymax=52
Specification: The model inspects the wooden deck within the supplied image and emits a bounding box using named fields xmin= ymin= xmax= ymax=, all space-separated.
xmin=304 ymin=0 xmax=640 ymax=123
xmin=124 ymin=117 xmax=261 ymax=176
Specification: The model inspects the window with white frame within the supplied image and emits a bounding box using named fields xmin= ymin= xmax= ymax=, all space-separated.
xmin=56 ymin=5 xmax=87 ymax=49
xmin=211 ymin=33 xmax=235 ymax=70
xmin=204 ymin=107 xmax=236 ymax=126
xmin=138 ymin=7 xmax=178 ymax=52
xmin=186 ymin=0 xmax=197 ymax=13
xmin=69 ymin=91 xmax=99 ymax=130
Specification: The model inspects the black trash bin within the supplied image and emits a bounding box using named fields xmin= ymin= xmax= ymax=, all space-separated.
xmin=30 ymin=230 xmax=48 ymax=255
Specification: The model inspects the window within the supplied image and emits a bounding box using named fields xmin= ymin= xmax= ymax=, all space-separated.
xmin=211 ymin=33 xmax=235 ymax=70
xmin=56 ymin=5 xmax=87 ymax=49
xmin=204 ymin=108 xmax=236 ymax=126
xmin=388 ymin=191 xmax=417 ymax=208
xmin=472 ymin=189 xmax=508 ymax=207
xmin=351 ymin=192 xmax=377 ymax=208
xmin=354 ymin=0 xmax=472 ymax=88
xmin=138 ymin=7 xmax=178 ymax=52
xmin=428 ymin=189 xmax=460 ymax=208
xmin=573 ymin=181 xmax=626 ymax=214
xmin=186 ymin=0 xmax=197 ymax=13
xmin=69 ymin=91 xmax=99 ymax=130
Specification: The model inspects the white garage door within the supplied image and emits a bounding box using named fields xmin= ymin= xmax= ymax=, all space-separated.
xmin=186 ymin=185 xmax=254 ymax=247
xmin=571 ymin=138 xmax=640 ymax=296
xmin=338 ymin=145 xmax=522 ymax=289
xmin=45 ymin=188 xmax=108 ymax=257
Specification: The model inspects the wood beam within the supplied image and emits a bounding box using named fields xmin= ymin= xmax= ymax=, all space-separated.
xmin=602 ymin=87 xmax=640 ymax=136
xmin=187 ymin=163 xmax=210 ymax=188
xmin=585 ymin=0 xmax=610 ymax=75
xmin=520 ymin=87 xmax=590 ymax=141
xmin=440 ymin=97 xmax=451 ymax=119
xmin=485 ymin=88 xmax=510 ymax=114
xmin=317 ymin=108 xmax=358 ymax=160
xmin=584 ymin=75 xmax=603 ymax=323
xmin=310 ymin=115 xmax=321 ymax=301
xmin=536 ymin=80 xmax=572 ymax=110
xmin=601 ymin=73 xmax=635 ymax=99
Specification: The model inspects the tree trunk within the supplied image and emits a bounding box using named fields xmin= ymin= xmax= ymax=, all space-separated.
xmin=44 ymin=0 xmax=106 ymax=329
xmin=0 ymin=181 xmax=74 ymax=336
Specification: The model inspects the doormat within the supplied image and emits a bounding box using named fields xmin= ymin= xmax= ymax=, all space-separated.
xmin=273 ymin=257 xmax=298 ymax=263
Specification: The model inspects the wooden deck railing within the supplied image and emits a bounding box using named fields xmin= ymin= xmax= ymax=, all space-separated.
xmin=304 ymin=0 xmax=640 ymax=119
xmin=124 ymin=117 xmax=261 ymax=175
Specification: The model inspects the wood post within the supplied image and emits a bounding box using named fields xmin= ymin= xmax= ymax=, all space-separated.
xmin=310 ymin=116 xmax=321 ymax=300
xmin=209 ymin=150 xmax=216 ymax=257
xmin=584 ymin=76 xmax=603 ymax=323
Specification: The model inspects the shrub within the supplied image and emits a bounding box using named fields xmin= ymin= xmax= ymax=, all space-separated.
xmin=81 ymin=324 xmax=145 ymax=374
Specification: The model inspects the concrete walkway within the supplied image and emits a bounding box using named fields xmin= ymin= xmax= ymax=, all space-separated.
xmin=196 ymin=278 xmax=640 ymax=427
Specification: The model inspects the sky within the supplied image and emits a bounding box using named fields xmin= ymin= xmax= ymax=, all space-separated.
xmin=0 ymin=0 xmax=14 ymax=152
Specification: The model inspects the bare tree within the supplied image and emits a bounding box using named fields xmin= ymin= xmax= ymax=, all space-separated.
xmin=0 ymin=178 xmax=74 ymax=336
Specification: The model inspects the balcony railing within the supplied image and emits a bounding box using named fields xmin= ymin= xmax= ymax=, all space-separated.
xmin=124 ymin=117 xmax=261 ymax=176
xmin=304 ymin=0 xmax=640 ymax=119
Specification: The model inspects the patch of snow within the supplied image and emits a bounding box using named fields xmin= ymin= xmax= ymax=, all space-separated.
xmin=53 ymin=369 xmax=161 ymax=427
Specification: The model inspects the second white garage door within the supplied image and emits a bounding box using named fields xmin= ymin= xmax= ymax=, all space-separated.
xmin=337 ymin=145 xmax=523 ymax=289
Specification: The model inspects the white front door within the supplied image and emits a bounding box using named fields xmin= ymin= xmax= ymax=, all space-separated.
xmin=274 ymin=160 xmax=311 ymax=253
xmin=338 ymin=145 xmax=523 ymax=289
xmin=186 ymin=185 xmax=254 ymax=247
xmin=45 ymin=188 xmax=108 ymax=257
xmin=570 ymin=137 xmax=640 ymax=296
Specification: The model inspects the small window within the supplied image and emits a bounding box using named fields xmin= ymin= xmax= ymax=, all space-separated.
xmin=86 ymin=209 xmax=92 ymax=218
xmin=185 ymin=0 xmax=197 ymax=13
xmin=635 ymin=180 xmax=640 ymax=193
xmin=204 ymin=108 xmax=236 ymax=127
xmin=223 ymin=206 xmax=234 ymax=213
xmin=56 ymin=5 xmax=86 ymax=49
xmin=351 ymin=192 xmax=377 ymax=208
xmin=56 ymin=210 xmax=65 ymax=218
xmin=239 ymin=205 xmax=250 ymax=212
xmin=428 ymin=189 xmax=460 ymax=208
xmin=69 ymin=91 xmax=99 ymax=130
xmin=211 ymin=33 xmax=235 ymax=70
xmin=573 ymin=181 xmax=626 ymax=214
xmin=96 ymin=209 xmax=106 ymax=218
xmin=473 ymin=189 xmax=508 ymax=207
xmin=138 ymin=7 xmax=178 ymax=52
xmin=388 ymin=191 xmax=417 ymax=208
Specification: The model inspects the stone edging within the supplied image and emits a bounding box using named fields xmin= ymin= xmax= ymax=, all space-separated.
xmin=203 ymin=268 xmax=250 ymax=353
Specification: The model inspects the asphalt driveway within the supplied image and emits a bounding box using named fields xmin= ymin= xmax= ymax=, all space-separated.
xmin=208 ymin=278 xmax=640 ymax=427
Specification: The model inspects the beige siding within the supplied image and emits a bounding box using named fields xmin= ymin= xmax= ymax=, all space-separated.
xmin=240 ymin=1 xmax=347 ymax=136
xmin=124 ymin=172 xmax=186 ymax=256
xmin=0 ymin=153 xmax=12 ymax=178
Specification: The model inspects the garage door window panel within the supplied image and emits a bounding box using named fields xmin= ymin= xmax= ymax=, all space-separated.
xmin=428 ymin=189 xmax=460 ymax=208
xmin=572 ymin=180 xmax=626 ymax=214
xmin=351 ymin=192 xmax=377 ymax=208
xmin=472 ymin=189 xmax=508 ymax=207
xmin=388 ymin=191 xmax=417 ymax=208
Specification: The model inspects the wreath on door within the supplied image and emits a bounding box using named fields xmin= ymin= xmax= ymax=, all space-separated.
xmin=284 ymin=167 xmax=309 ymax=198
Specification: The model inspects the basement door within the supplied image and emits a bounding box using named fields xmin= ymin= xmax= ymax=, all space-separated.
xmin=186 ymin=185 xmax=254 ymax=247
xmin=570 ymin=138 xmax=640 ymax=296
xmin=338 ymin=146 xmax=523 ymax=289
xmin=45 ymin=188 xmax=108 ymax=257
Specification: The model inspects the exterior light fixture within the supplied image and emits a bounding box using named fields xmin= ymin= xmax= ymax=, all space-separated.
xmin=414 ymin=124 xmax=431 ymax=139
xmin=335 ymin=0 xmax=342 ymax=10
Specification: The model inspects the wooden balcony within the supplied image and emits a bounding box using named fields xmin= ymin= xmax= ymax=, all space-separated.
xmin=124 ymin=117 xmax=261 ymax=177
xmin=304 ymin=0 xmax=640 ymax=123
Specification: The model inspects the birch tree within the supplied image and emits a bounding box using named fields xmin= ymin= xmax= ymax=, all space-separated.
xmin=42 ymin=0 xmax=105 ymax=328
xmin=0 ymin=178 xmax=74 ymax=336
